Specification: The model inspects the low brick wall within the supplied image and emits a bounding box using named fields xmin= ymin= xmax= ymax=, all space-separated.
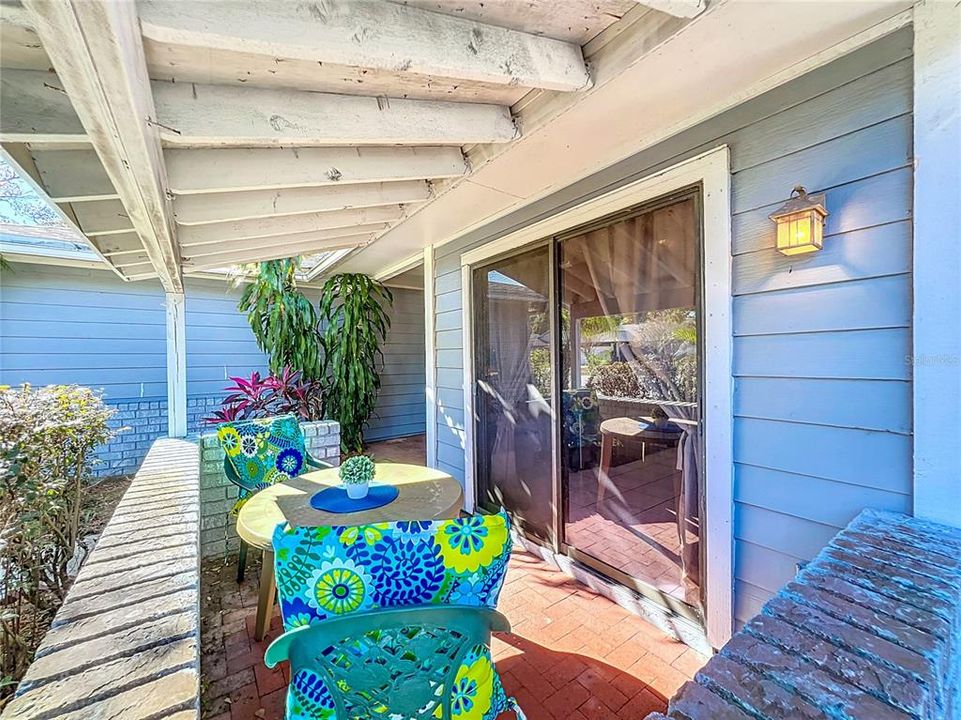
xmin=648 ymin=509 xmax=961 ymax=719
xmin=97 ymin=394 xmax=223 ymax=478
xmin=198 ymin=420 xmax=341 ymax=559
xmin=2 ymin=438 xmax=202 ymax=720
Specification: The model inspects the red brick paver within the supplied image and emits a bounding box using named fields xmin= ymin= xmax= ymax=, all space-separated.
xmin=200 ymin=548 xmax=707 ymax=720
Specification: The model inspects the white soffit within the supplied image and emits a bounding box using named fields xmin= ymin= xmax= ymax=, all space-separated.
xmin=340 ymin=0 xmax=914 ymax=275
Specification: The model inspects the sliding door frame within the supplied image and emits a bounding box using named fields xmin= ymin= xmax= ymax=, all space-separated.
xmin=460 ymin=146 xmax=733 ymax=647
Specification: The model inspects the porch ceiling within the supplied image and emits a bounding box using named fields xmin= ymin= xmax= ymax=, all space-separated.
xmin=0 ymin=0 xmax=700 ymax=290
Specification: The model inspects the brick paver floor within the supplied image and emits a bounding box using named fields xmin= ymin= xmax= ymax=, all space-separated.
xmin=200 ymin=546 xmax=707 ymax=720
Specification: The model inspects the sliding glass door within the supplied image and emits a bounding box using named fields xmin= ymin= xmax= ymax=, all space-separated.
xmin=557 ymin=192 xmax=702 ymax=612
xmin=472 ymin=246 xmax=556 ymax=545
xmin=470 ymin=189 xmax=704 ymax=616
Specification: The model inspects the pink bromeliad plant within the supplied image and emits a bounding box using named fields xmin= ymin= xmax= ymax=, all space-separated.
xmin=204 ymin=367 xmax=323 ymax=424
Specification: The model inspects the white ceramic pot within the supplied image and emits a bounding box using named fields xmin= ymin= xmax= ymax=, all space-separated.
xmin=345 ymin=482 xmax=369 ymax=500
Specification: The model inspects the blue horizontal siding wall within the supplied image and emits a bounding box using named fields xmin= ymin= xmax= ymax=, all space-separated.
xmin=429 ymin=29 xmax=913 ymax=626
xmin=365 ymin=287 xmax=426 ymax=442
xmin=0 ymin=264 xmax=424 ymax=471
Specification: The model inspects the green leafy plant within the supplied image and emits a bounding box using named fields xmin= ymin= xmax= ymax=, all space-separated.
xmin=0 ymin=384 xmax=115 ymax=700
xmin=338 ymin=455 xmax=375 ymax=485
xmin=318 ymin=274 xmax=393 ymax=453
xmin=237 ymin=259 xmax=321 ymax=378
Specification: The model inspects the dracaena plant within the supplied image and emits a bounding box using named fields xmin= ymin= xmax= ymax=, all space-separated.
xmin=318 ymin=273 xmax=393 ymax=453
xmin=237 ymin=258 xmax=322 ymax=379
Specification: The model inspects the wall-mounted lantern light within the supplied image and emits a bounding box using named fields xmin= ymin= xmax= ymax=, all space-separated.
xmin=769 ymin=186 xmax=828 ymax=256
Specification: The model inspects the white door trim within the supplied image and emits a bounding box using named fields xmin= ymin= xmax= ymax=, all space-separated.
xmin=912 ymin=1 xmax=961 ymax=527
xmin=460 ymin=145 xmax=733 ymax=647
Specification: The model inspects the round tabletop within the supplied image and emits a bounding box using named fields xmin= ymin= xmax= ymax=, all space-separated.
xmin=236 ymin=463 xmax=464 ymax=551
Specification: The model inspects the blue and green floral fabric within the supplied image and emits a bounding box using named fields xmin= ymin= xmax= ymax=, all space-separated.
xmin=562 ymin=389 xmax=600 ymax=449
xmin=272 ymin=512 xmax=516 ymax=720
xmin=217 ymin=415 xmax=307 ymax=509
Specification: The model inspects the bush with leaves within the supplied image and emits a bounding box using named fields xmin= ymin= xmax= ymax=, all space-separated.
xmin=204 ymin=367 xmax=324 ymax=424
xmin=237 ymin=258 xmax=322 ymax=379
xmin=0 ymin=385 xmax=114 ymax=699
xmin=589 ymin=361 xmax=642 ymax=398
xmin=318 ymin=274 xmax=393 ymax=453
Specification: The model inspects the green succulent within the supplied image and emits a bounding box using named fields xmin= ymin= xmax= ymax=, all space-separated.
xmin=339 ymin=455 xmax=375 ymax=485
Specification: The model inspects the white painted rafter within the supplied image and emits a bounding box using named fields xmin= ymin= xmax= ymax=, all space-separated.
xmin=634 ymin=0 xmax=705 ymax=19
xmin=23 ymin=0 xmax=182 ymax=291
xmin=181 ymin=224 xmax=391 ymax=260
xmin=153 ymin=82 xmax=518 ymax=147
xmin=178 ymin=206 xmax=406 ymax=247
xmin=173 ymin=181 xmax=431 ymax=226
xmin=183 ymin=234 xmax=377 ymax=271
xmin=165 ymin=147 xmax=467 ymax=194
xmin=138 ymin=0 xmax=591 ymax=92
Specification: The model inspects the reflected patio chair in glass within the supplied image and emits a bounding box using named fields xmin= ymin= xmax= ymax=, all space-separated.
xmin=217 ymin=414 xmax=331 ymax=581
xmin=265 ymin=605 xmax=525 ymax=720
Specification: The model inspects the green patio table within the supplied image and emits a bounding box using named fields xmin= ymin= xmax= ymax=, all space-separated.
xmin=236 ymin=462 xmax=464 ymax=640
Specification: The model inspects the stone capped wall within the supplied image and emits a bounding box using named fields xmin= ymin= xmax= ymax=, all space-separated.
xmin=647 ymin=509 xmax=961 ymax=720
xmin=198 ymin=420 xmax=340 ymax=559
xmin=2 ymin=438 xmax=202 ymax=720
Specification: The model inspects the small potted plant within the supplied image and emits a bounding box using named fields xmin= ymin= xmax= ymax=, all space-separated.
xmin=339 ymin=455 xmax=375 ymax=499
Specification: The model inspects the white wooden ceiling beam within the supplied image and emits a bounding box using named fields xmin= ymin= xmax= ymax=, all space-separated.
xmin=0 ymin=70 xmax=89 ymax=145
xmin=138 ymin=0 xmax=591 ymax=92
xmin=633 ymin=0 xmax=705 ymax=19
xmin=173 ymin=180 xmax=431 ymax=226
xmin=152 ymin=82 xmax=517 ymax=147
xmin=166 ymin=147 xmax=467 ymax=194
xmin=24 ymin=0 xmax=182 ymax=292
xmin=183 ymin=234 xmax=377 ymax=271
xmin=178 ymin=205 xmax=406 ymax=247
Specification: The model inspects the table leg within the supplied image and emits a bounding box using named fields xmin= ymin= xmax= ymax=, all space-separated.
xmin=255 ymin=550 xmax=276 ymax=642
xmin=597 ymin=432 xmax=613 ymax=509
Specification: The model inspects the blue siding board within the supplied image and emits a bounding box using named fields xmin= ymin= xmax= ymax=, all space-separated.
xmin=734 ymin=377 xmax=911 ymax=434
xmin=733 ymin=274 xmax=911 ymax=336
xmin=733 ymin=417 xmax=911 ymax=493
xmin=734 ymin=328 xmax=911 ymax=380
xmin=427 ymin=29 xmax=915 ymax=627
xmin=734 ymin=463 xmax=911 ymax=528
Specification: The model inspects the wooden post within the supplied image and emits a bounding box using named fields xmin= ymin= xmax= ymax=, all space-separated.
xmin=166 ymin=292 xmax=187 ymax=437
xmin=424 ymin=244 xmax=438 ymax=469
xmin=912 ymin=0 xmax=961 ymax=528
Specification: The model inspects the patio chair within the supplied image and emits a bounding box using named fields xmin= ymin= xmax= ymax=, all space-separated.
xmin=562 ymin=388 xmax=600 ymax=471
xmin=269 ymin=511 xmax=524 ymax=720
xmin=217 ymin=414 xmax=331 ymax=581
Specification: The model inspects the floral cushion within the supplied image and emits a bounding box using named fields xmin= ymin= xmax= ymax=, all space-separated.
xmin=217 ymin=415 xmax=307 ymax=494
xmin=272 ymin=512 xmax=516 ymax=720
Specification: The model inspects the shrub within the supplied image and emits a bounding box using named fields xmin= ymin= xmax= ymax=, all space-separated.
xmin=204 ymin=367 xmax=324 ymax=424
xmin=589 ymin=362 xmax=641 ymax=398
xmin=0 ymin=385 xmax=114 ymax=696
